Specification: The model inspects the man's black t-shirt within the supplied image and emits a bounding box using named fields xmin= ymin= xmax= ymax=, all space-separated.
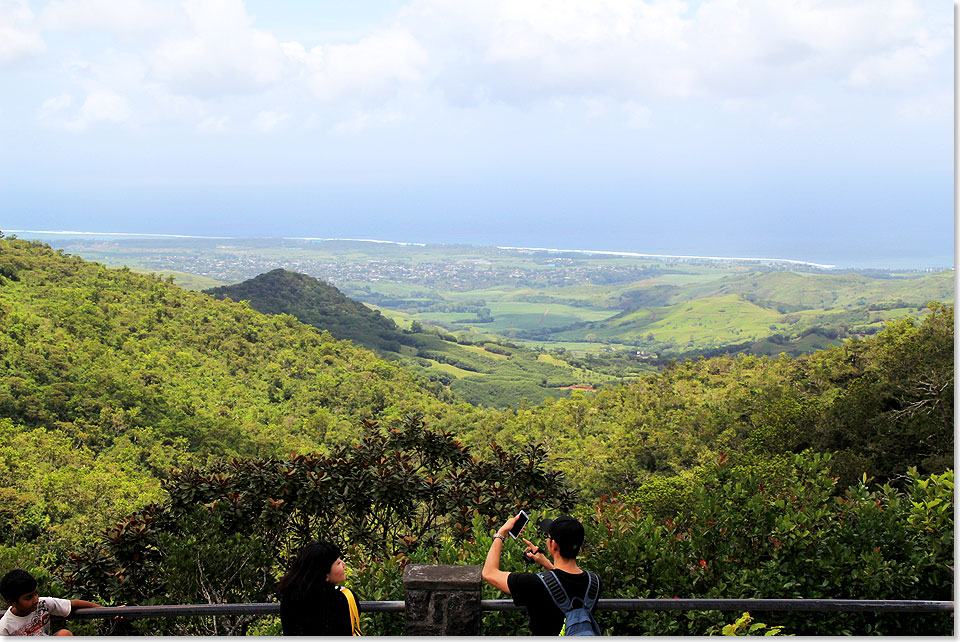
xmin=507 ymin=569 xmax=601 ymax=636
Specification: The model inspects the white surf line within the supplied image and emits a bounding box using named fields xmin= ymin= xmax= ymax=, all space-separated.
xmin=298 ymin=237 xmax=427 ymax=246
xmin=4 ymin=229 xmax=233 ymax=239
xmin=497 ymin=246 xmax=837 ymax=269
xmin=7 ymin=230 xmax=429 ymax=246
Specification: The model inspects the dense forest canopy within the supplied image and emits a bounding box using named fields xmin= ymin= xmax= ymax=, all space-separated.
xmin=0 ymin=235 xmax=951 ymax=635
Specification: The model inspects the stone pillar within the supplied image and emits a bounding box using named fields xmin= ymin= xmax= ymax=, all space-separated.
xmin=403 ymin=564 xmax=482 ymax=636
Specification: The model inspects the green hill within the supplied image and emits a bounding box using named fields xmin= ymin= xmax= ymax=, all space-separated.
xmin=205 ymin=269 xmax=407 ymax=355
xmin=205 ymin=270 xmax=641 ymax=407
xmin=598 ymin=294 xmax=781 ymax=345
xmin=677 ymin=270 xmax=955 ymax=310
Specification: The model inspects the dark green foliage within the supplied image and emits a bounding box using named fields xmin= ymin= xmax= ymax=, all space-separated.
xmin=814 ymin=304 xmax=954 ymax=487
xmin=586 ymin=456 xmax=953 ymax=636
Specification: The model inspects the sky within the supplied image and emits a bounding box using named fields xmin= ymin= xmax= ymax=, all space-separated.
xmin=0 ymin=0 xmax=953 ymax=268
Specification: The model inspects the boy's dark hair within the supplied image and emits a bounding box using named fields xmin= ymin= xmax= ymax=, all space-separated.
xmin=0 ymin=569 xmax=37 ymax=602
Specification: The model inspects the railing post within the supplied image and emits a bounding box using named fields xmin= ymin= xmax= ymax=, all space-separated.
xmin=402 ymin=564 xmax=482 ymax=636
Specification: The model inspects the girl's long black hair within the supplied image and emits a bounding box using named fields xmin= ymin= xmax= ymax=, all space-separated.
xmin=276 ymin=540 xmax=342 ymax=600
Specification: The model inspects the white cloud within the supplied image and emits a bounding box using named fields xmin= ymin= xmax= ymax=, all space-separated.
xmin=794 ymin=95 xmax=822 ymax=113
xmin=290 ymin=29 xmax=427 ymax=104
xmin=331 ymin=109 xmax=403 ymax=135
xmin=895 ymin=90 xmax=952 ymax=125
xmin=8 ymin=0 xmax=949 ymax=135
xmin=40 ymin=0 xmax=180 ymax=36
xmin=38 ymin=92 xmax=73 ymax=120
xmin=767 ymin=112 xmax=797 ymax=130
xmin=625 ymin=102 xmax=652 ymax=129
xmin=197 ymin=114 xmax=230 ymax=132
xmin=0 ymin=0 xmax=45 ymax=66
xmin=846 ymin=44 xmax=941 ymax=91
xmin=403 ymin=0 xmax=697 ymax=103
xmin=720 ymin=97 xmax=760 ymax=114
xmin=252 ymin=110 xmax=290 ymax=132
xmin=150 ymin=0 xmax=287 ymax=97
xmin=399 ymin=0 xmax=949 ymax=105
xmin=62 ymin=91 xmax=131 ymax=131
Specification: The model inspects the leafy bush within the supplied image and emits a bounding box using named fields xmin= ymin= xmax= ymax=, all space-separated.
xmin=586 ymin=455 xmax=952 ymax=635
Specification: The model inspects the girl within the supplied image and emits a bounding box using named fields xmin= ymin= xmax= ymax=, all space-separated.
xmin=276 ymin=541 xmax=361 ymax=636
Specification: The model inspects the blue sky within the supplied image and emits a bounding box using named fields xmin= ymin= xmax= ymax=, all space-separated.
xmin=0 ymin=0 xmax=953 ymax=267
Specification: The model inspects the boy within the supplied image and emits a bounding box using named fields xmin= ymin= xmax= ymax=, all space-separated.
xmin=0 ymin=569 xmax=100 ymax=636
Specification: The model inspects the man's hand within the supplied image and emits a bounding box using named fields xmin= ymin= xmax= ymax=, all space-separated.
xmin=523 ymin=538 xmax=554 ymax=570
xmin=498 ymin=515 xmax=519 ymax=538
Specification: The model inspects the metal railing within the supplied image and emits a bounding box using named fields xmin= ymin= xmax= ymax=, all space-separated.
xmin=69 ymin=598 xmax=953 ymax=620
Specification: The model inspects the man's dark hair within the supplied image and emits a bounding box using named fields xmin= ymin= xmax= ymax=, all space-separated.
xmin=0 ymin=569 xmax=37 ymax=602
xmin=540 ymin=515 xmax=585 ymax=559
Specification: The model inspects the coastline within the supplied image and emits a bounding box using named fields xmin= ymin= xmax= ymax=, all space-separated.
xmin=496 ymin=245 xmax=837 ymax=269
xmin=7 ymin=229 xmax=953 ymax=271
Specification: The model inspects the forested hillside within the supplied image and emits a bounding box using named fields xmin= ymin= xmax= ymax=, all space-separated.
xmin=205 ymin=269 xmax=408 ymax=354
xmin=0 ymin=236 xmax=951 ymax=635
xmin=0 ymin=236 xmax=452 ymax=548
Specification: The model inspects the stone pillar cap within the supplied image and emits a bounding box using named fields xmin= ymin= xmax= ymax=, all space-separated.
xmin=402 ymin=564 xmax=481 ymax=590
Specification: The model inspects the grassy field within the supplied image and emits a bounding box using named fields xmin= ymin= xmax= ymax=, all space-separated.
xmin=157 ymin=270 xmax=227 ymax=291
xmin=593 ymin=294 xmax=783 ymax=345
xmin=511 ymin=339 xmax=639 ymax=353
xmin=459 ymin=343 xmax=509 ymax=360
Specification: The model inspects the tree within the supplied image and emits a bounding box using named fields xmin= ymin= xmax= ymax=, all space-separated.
xmin=814 ymin=304 xmax=954 ymax=486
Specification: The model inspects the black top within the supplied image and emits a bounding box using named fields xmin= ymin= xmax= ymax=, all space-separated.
xmin=280 ymin=585 xmax=352 ymax=636
xmin=508 ymin=569 xmax=602 ymax=636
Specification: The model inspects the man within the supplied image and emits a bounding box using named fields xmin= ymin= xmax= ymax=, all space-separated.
xmin=482 ymin=514 xmax=602 ymax=635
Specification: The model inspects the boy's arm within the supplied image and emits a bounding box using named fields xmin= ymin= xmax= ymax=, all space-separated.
xmin=69 ymin=600 xmax=100 ymax=611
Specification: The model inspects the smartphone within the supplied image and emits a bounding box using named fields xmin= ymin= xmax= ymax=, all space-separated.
xmin=509 ymin=510 xmax=529 ymax=538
